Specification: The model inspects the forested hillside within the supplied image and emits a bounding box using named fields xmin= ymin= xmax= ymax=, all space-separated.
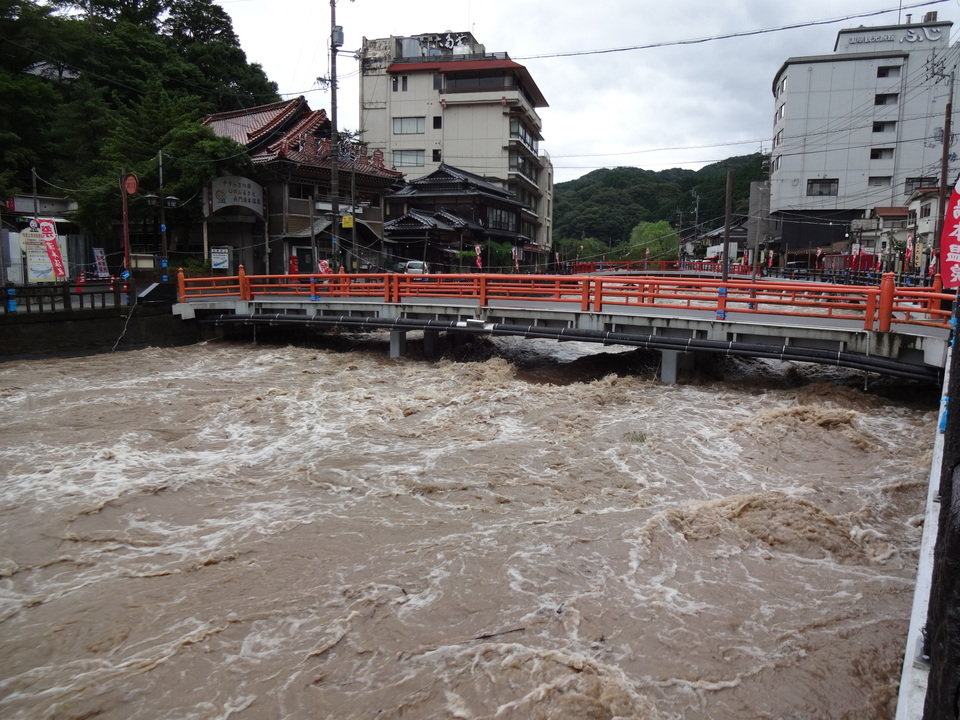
xmin=1 ymin=0 xmax=279 ymax=231
xmin=553 ymin=154 xmax=767 ymax=248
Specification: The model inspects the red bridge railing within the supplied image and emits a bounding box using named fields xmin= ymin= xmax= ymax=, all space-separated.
xmin=178 ymin=267 xmax=955 ymax=333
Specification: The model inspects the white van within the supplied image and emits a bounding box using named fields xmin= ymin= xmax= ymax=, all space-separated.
xmin=405 ymin=261 xmax=429 ymax=275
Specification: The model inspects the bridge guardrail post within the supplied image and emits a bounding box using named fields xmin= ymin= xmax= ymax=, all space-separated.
xmin=878 ymin=272 xmax=895 ymax=332
xmin=238 ymin=265 xmax=251 ymax=301
xmin=177 ymin=268 xmax=186 ymax=303
xmin=593 ymin=278 xmax=603 ymax=312
xmin=479 ymin=275 xmax=488 ymax=307
xmin=716 ymin=286 xmax=728 ymax=320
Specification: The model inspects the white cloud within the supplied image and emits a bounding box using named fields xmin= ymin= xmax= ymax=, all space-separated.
xmin=219 ymin=0 xmax=946 ymax=181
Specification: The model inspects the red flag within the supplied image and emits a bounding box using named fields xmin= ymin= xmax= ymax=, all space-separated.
xmin=38 ymin=219 xmax=66 ymax=279
xmin=939 ymin=174 xmax=960 ymax=288
xmin=905 ymin=234 xmax=914 ymax=267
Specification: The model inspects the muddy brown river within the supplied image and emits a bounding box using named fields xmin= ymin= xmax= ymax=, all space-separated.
xmin=0 ymin=335 xmax=938 ymax=719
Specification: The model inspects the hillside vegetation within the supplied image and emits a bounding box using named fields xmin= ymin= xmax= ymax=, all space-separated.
xmin=552 ymin=154 xmax=767 ymax=260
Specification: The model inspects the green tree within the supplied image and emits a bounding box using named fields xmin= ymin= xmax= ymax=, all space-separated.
xmin=71 ymin=80 xmax=250 ymax=236
xmin=554 ymin=235 xmax=608 ymax=264
xmin=622 ymin=220 xmax=678 ymax=262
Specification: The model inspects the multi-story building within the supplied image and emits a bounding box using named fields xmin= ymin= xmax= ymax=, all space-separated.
xmin=769 ymin=11 xmax=958 ymax=265
xmin=359 ymin=32 xmax=553 ymax=261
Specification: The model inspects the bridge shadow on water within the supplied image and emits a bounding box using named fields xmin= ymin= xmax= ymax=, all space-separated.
xmin=214 ymin=323 xmax=943 ymax=405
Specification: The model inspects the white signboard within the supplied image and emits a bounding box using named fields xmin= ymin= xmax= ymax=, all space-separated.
xmin=210 ymin=247 xmax=232 ymax=272
xmin=205 ymin=176 xmax=265 ymax=218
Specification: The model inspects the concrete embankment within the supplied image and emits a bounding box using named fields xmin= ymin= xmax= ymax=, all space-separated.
xmin=0 ymin=305 xmax=203 ymax=359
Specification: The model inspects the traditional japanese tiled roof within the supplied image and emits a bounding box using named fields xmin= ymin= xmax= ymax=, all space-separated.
xmin=204 ymin=97 xmax=402 ymax=181
xmin=384 ymin=208 xmax=483 ymax=233
xmin=203 ymin=97 xmax=308 ymax=148
xmin=389 ymin=163 xmax=517 ymax=202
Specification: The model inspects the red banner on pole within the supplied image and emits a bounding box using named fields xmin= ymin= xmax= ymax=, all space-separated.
xmin=38 ymin=219 xmax=66 ymax=279
xmin=939 ymin=174 xmax=960 ymax=288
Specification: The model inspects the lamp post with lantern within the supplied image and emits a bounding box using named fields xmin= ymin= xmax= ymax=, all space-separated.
xmin=144 ymin=151 xmax=178 ymax=283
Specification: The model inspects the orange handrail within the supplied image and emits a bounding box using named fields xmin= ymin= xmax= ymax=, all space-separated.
xmin=176 ymin=272 xmax=955 ymax=331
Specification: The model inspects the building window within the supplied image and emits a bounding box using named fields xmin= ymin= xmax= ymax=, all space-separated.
xmin=877 ymin=65 xmax=901 ymax=78
xmin=432 ymin=149 xmax=442 ymax=162
xmin=510 ymin=117 xmax=539 ymax=154
xmin=921 ymin=203 xmax=932 ymax=218
xmin=393 ymin=149 xmax=424 ymax=167
xmin=433 ymin=74 xmax=442 ymax=90
xmin=289 ymin=182 xmax=313 ymax=199
xmin=487 ymin=206 xmax=517 ymax=232
xmin=393 ymin=116 xmax=425 ymax=134
xmin=446 ymin=70 xmax=516 ymax=92
xmin=433 ymin=116 xmax=442 ymax=130
xmin=509 ymin=150 xmax=538 ymax=183
xmin=873 ymin=121 xmax=896 ymax=133
xmin=905 ymin=176 xmax=937 ymax=194
xmin=774 ymin=104 xmax=785 ymax=124
xmin=870 ymin=148 xmax=894 ymax=160
xmin=392 ymin=75 xmax=408 ymax=92
xmin=773 ymin=128 xmax=784 ymax=148
xmin=875 ymin=93 xmax=898 ymax=106
xmin=775 ymin=75 xmax=787 ymax=98
xmin=806 ymin=178 xmax=838 ymax=196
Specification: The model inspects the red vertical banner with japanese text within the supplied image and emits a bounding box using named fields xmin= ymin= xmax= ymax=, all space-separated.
xmin=38 ymin=219 xmax=66 ymax=279
xmin=940 ymin=174 xmax=960 ymax=288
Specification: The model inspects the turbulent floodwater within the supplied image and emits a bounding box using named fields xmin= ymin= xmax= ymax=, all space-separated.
xmin=0 ymin=333 xmax=939 ymax=720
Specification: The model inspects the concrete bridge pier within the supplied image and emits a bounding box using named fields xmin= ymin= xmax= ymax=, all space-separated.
xmin=389 ymin=330 xmax=407 ymax=358
xmin=660 ymin=349 xmax=695 ymax=383
xmin=423 ymin=330 xmax=439 ymax=359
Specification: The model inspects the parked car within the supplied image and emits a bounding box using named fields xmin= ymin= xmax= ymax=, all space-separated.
xmin=405 ymin=261 xmax=429 ymax=275
xmin=393 ymin=261 xmax=408 ymax=273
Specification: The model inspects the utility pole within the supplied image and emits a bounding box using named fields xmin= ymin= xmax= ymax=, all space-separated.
xmin=721 ymin=171 xmax=732 ymax=283
xmin=158 ymin=151 xmax=168 ymax=282
xmin=928 ymin=52 xmax=956 ymax=271
xmin=329 ymin=0 xmax=341 ymax=270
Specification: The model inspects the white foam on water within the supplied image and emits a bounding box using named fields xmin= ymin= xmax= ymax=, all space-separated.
xmin=0 ymin=341 xmax=934 ymax=719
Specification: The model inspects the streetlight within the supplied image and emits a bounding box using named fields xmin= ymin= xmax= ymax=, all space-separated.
xmin=144 ymin=151 xmax=178 ymax=283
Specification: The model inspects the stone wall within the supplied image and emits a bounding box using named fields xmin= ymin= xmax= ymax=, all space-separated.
xmin=0 ymin=306 xmax=202 ymax=359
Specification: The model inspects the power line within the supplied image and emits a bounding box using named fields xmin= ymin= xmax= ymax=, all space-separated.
xmin=514 ymin=1 xmax=949 ymax=60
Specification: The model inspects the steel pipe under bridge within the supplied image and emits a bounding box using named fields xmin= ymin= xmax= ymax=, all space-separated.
xmin=173 ymin=269 xmax=955 ymax=383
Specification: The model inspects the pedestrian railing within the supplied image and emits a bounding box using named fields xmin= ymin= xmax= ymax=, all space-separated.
xmin=177 ymin=267 xmax=956 ymax=333
xmin=3 ymin=279 xmax=132 ymax=314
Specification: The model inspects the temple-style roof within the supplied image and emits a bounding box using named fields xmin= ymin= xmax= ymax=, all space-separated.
xmin=384 ymin=208 xmax=484 ymax=234
xmin=204 ymin=97 xmax=402 ymax=181
xmin=389 ymin=163 xmax=517 ymax=202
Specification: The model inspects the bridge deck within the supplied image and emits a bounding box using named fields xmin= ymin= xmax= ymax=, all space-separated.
xmin=174 ymin=271 xmax=955 ymax=381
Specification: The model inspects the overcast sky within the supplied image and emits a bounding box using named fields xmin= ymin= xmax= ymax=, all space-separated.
xmin=216 ymin=0 xmax=953 ymax=183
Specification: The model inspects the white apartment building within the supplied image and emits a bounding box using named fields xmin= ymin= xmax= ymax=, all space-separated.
xmin=770 ymin=11 xmax=959 ymax=261
xmin=359 ymin=32 xmax=553 ymax=253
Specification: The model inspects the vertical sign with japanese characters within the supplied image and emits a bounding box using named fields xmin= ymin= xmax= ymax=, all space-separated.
xmin=939 ymin=175 xmax=960 ymax=288
xmin=38 ymin=219 xmax=66 ymax=279
xmin=19 ymin=218 xmax=68 ymax=282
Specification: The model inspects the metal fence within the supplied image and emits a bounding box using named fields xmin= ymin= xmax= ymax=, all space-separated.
xmin=3 ymin=279 xmax=132 ymax=314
